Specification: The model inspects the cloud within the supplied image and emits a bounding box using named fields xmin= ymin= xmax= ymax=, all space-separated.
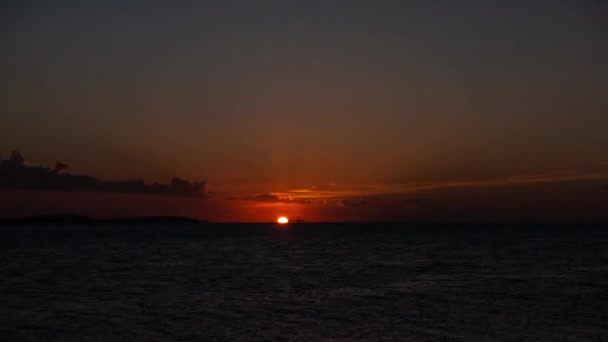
xmin=228 ymin=167 xmax=608 ymax=211
xmin=226 ymin=193 xmax=314 ymax=204
xmin=504 ymin=171 xmax=608 ymax=184
xmin=401 ymin=197 xmax=434 ymax=210
xmin=339 ymin=197 xmax=368 ymax=207
xmin=0 ymin=150 xmax=205 ymax=197
xmin=226 ymin=193 xmax=282 ymax=202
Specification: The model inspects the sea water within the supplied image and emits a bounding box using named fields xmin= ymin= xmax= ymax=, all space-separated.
xmin=1 ymin=223 xmax=607 ymax=340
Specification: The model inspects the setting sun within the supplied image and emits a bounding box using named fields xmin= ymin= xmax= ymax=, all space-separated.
xmin=277 ymin=216 xmax=289 ymax=224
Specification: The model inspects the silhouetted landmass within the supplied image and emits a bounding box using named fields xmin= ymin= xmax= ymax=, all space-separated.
xmin=0 ymin=150 xmax=205 ymax=197
xmin=22 ymin=214 xmax=94 ymax=224
xmin=105 ymin=216 xmax=201 ymax=224
xmin=0 ymin=215 xmax=203 ymax=225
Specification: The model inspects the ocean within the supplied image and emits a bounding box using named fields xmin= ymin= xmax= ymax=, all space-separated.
xmin=1 ymin=223 xmax=607 ymax=340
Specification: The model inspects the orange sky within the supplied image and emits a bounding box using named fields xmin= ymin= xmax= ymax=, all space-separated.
xmin=1 ymin=1 xmax=607 ymax=221
xmin=1 ymin=166 xmax=607 ymax=222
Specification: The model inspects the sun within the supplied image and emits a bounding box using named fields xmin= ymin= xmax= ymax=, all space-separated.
xmin=277 ymin=216 xmax=289 ymax=224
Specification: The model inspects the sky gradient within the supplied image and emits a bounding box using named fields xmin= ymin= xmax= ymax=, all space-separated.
xmin=1 ymin=0 xmax=607 ymax=221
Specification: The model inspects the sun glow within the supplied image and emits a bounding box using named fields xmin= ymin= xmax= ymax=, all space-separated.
xmin=277 ymin=216 xmax=289 ymax=224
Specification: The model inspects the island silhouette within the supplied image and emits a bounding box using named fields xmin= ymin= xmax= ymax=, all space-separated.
xmin=0 ymin=214 xmax=202 ymax=225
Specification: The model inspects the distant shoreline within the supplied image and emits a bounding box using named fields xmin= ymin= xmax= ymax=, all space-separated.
xmin=1 ymin=215 xmax=607 ymax=226
xmin=0 ymin=214 xmax=203 ymax=225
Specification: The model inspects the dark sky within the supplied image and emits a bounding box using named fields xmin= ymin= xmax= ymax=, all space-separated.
xmin=1 ymin=0 xmax=607 ymax=221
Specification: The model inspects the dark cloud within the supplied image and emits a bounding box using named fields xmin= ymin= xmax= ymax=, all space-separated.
xmin=402 ymin=198 xmax=434 ymax=210
xmin=226 ymin=193 xmax=313 ymax=204
xmin=226 ymin=193 xmax=281 ymax=202
xmin=339 ymin=197 xmax=368 ymax=207
xmin=0 ymin=150 xmax=205 ymax=197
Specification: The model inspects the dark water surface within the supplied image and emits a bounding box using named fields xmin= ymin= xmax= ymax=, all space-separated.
xmin=1 ymin=223 xmax=607 ymax=340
